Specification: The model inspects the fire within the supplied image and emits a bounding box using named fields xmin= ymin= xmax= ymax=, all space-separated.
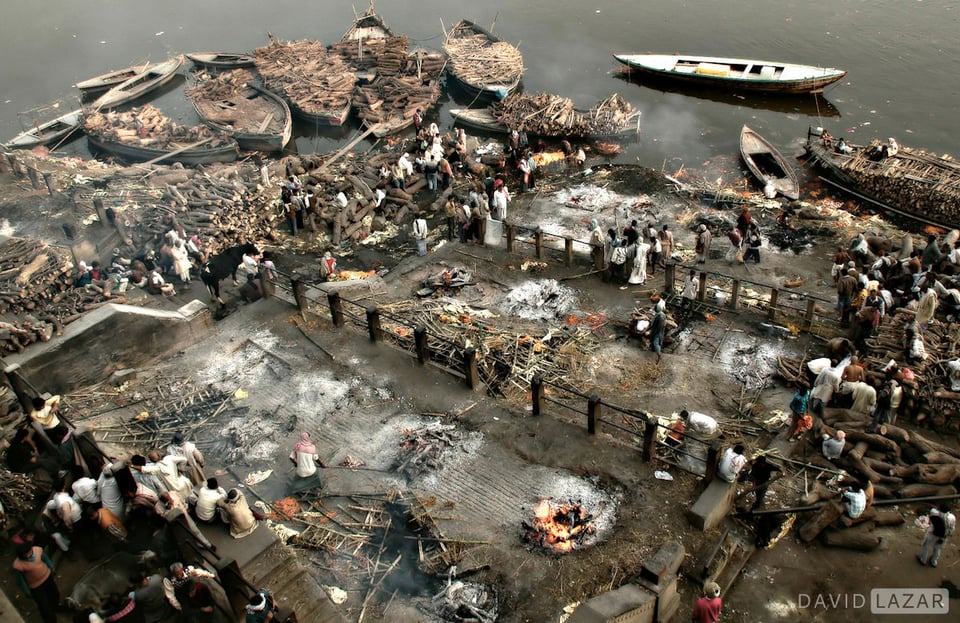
xmin=532 ymin=151 xmax=566 ymax=167
xmin=523 ymin=499 xmax=595 ymax=553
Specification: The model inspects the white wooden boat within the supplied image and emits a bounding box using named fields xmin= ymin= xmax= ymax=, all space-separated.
xmin=89 ymin=56 xmax=183 ymax=109
xmin=3 ymin=109 xmax=83 ymax=149
xmin=613 ymin=54 xmax=846 ymax=94
xmin=740 ymin=125 xmax=799 ymax=200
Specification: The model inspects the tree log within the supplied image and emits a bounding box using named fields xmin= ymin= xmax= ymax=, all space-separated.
xmin=800 ymin=482 xmax=838 ymax=506
xmin=821 ymin=525 xmax=882 ymax=551
xmin=899 ymin=484 xmax=957 ymax=499
xmin=891 ymin=463 xmax=960 ymax=484
xmin=799 ymin=501 xmax=844 ymax=542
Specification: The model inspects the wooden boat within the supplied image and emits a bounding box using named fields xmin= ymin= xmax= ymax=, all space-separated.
xmin=450 ymin=108 xmax=507 ymax=134
xmin=87 ymin=134 xmax=238 ymax=166
xmin=75 ymin=63 xmax=149 ymax=99
xmin=341 ymin=5 xmax=395 ymax=41
xmin=4 ymin=109 xmax=83 ymax=150
xmin=366 ymin=115 xmax=414 ymax=138
xmin=189 ymin=77 xmax=292 ymax=152
xmin=612 ymin=54 xmax=846 ymax=94
xmin=89 ymin=56 xmax=183 ymax=109
xmin=740 ymin=125 xmax=799 ymax=200
xmin=805 ymin=127 xmax=960 ymax=229
xmin=185 ymin=52 xmax=256 ymax=71
xmin=443 ymin=19 xmax=523 ymax=101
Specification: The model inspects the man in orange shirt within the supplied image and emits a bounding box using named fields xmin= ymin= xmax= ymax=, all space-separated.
xmin=12 ymin=543 xmax=60 ymax=623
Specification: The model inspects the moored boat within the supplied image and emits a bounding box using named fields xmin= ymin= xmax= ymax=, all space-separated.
xmin=341 ymin=5 xmax=395 ymax=41
xmin=187 ymin=70 xmax=292 ymax=152
xmin=185 ymin=52 xmax=256 ymax=71
xmin=4 ymin=109 xmax=83 ymax=150
xmin=740 ymin=125 xmax=799 ymax=200
xmin=86 ymin=134 xmax=239 ymax=165
xmin=75 ymin=62 xmax=149 ymax=99
xmin=443 ymin=19 xmax=523 ymax=101
xmin=805 ymin=127 xmax=960 ymax=229
xmin=449 ymin=108 xmax=507 ymax=134
xmin=613 ymin=54 xmax=846 ymax=94
xmin=89 ymin=56 xmax=183 ymax=110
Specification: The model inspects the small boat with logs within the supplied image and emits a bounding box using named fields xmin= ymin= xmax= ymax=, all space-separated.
xmin=89 ymin=56 xmax=183 ymax=110
xmin=805 ymin=127 xmax=960 ymax=229
xmin=443 ymin=19 xmax=524 ymax=101
xmin=3 ymin=108 xmax=83 ymax=150
xmin=75 ymin=62 xmax=150 ymax=100
xmin=185 ymin=52 xmax=256 ymax=71
xmin=334 ymin=5 xmax=396 ymax=83
xmin=187 ymin=69 xmax=292 ymax=152
xmin=739 ymin=125 xmax=799 ymax=200
xmin=83 ymin=104 xmax=238 ymax=166
xmin=612 ymin=53 xmax=846 ymax=94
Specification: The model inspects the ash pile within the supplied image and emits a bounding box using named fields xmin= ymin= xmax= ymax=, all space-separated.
xmin=394 ymin=421 xmax=481 ymax=481
xmin=498 ymin=279 xmax=577 ymax=322
xmin=431 ymin=567 xmax=499 ymax=623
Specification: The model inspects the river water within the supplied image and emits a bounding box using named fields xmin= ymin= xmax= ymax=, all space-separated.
xmin=2 ymin=0 xmax=958 ymax=171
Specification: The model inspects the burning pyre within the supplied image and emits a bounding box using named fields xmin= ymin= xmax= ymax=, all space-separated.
xmin=521 ymin=498 xmax=597 ymax=553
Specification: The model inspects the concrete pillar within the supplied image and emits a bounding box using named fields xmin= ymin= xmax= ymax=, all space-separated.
xmin=414 ymin=326 xmax=430 ymax=364
xmin=327 ymin=292 xmax=344 ymax=328
xmin=366 ymin=306 xmax=383 ymax=342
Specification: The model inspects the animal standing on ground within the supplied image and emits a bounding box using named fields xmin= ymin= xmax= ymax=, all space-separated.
xmin=200 ymin=244 xmax=259 ymax=303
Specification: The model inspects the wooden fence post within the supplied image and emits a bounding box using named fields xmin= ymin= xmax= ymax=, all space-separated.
xmin=587 ymin=396 xmax=601 ymax=435
xmin=768 ymin=288 xmax=779 ymax=322
xmin=414 ymin=326 xmax=430 ymax=364
xmin=704 ymin=444 xmax=720 ymax=482
xmin=463 ymin=347 xmax=479 ymax=390
xmin=664 ymin=262 xmax=676 ymax=293
xmin=697 ymin=271 xmax=707 ymax=302
xmin=291 ymin=275 xmax=306 ymax=315
xmin=531 ymin=375 xmax=544 ymax=416
xmin=506 ymin=223 xmax=515 ymax=253
xmin=26 ymin=166 xmax=41 ymax=190
xmin=534 ymin=228 xmax=544 ymax=259
xmin=42 ymin=172 xmax=56 ymax=196
xmin=366 ymin=306 xmax=382 ymax=342
xmin=564 ymin=237 xmax=574 ymax=267
xmin=327 ymin=292 xmax=344 ymax=328
xmin=730 ymin=279 xmax=741 ymax=310
xmin=803 ymin=298 xmax=816 ymax=333
xmin=642 ymin=418 xmax=658 ymax=462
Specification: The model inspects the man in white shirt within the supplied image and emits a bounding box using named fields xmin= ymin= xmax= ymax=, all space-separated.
xmin=190 ymin=478 xmax=227 ymax=523
xmin=717 ymin=444 xmax=747 ymax=483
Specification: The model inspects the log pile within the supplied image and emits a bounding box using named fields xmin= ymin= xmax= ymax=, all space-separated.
xmin=82 ymin=105 xmax=231 ymax=148
xmin=254 ymin=39 xmax=356 ymax=120
xmin=0 ymin=467 xmax=42 ymax=516
xmin=836 ymin=141 xmax=960 ymax=223
xmin=443 ymin=21 xmax=524 ymax=89
xmin=184 ymin=69 xmax=256 ymax=103
xmin=490 ymin=92 xmax=640 ymax=138
xmin=329 ymin=34 xmax=410 ymax=73
xmin=354 ymin=73 xmax=442 ymax=129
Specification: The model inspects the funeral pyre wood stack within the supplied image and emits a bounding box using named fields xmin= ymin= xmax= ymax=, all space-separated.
xmin=82 ymin=105 xmax=232 ymax=149
xmin=490 ymin=92 xmax=640 ymax=138
xmin=351 ymin=44 xmax=446 ymax=131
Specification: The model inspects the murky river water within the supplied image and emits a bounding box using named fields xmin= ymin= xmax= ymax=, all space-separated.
xmin=1 ymin=0 xmax=957 ymax=169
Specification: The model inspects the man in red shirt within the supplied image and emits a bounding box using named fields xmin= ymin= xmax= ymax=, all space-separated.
xmin=12 ymin=543 xmax=60 ymax=623
xmin=691 ymin=581 xmax=722 ymax=623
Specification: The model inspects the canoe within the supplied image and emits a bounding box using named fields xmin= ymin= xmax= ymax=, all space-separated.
xmin=443 ymin=19 xmax=523 ymax=101
xmin=191 ymin=82 xmax=292 ymax=152
xmin=89 ymin=56 xmax=183 ymax=109
xmin=4 ymin=109 xmax=83 ymax=150
xmin=86 ymin=134 xmax=239 ymax=166
xmin=76 ymin=63 xmax=149 ymax=99
xmin=366 ymin=115 xmax=414 ymax=138
xmin=612 ymin=54 xmax=846 ymax=94
xmin=740 ymin=125 xmax=799 ymax=200
xmin=805 ymin=127 xmax=960 ymax=230
xmin=185 ymin=52 xmax=256 ymax=71
xmin=449 ymin=108 xmax=507 ymax=134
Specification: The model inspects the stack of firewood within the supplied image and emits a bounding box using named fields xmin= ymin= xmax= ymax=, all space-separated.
xmin=443 ymin=26 xmax=523 ymax=87
xmin=491 ymin=92 xmax=640 ymax=138
xmin=254 ymin=39 xmax=356 ymax=118
xmin=184 ymin=68 xmax=256 ymax=102
xmin=329 ymin=34 xmax=410 ymax=72
xmin=83 ymin=105 xmax=230 ymax=148
xmin=353 ymin=73 xmax=442 ymax=128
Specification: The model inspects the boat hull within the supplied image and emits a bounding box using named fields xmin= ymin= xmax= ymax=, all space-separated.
xmin=186 ymin=53 xmax=257 ymax=71
xmin=193 ymin=84 xmax=292 ymax=152
xmin=450 ymin=108 xmax=636 ymax=140
xmin=290 ymin=102 xmax=351 ymax=127
xmin=444 ymin=20 xmax=523 ymax=102
xmin=90 ymin=57 xmax=183 ymax=110
xmin=4 ymin=109 xmax=83 ymax=149
xmin=740 ymin=125 xmax=799 ymax=200
xmin=613 ymin=54 xmax=846 ymax=94
xmin=87 ymin=134 xmax=238 ymax=166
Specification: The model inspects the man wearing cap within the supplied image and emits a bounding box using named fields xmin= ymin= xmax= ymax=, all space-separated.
xmin=691 ymin=581 xmax=722 ymax=623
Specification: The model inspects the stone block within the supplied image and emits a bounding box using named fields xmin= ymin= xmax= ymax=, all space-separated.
xmin=640 ymin=540 xmax=685 ymax=584
xmin=688 ymin=478 xmax=736 ymax=530
xmin=567 ymin=583 xmax=656 ymax=623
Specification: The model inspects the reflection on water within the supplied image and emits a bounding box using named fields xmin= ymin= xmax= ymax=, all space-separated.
xmin=612 ymin=71 xmax=841 ymax=119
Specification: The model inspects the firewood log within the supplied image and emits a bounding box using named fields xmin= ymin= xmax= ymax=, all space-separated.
xmin=800 ymin=482 xmax=838 ymax=506
xmin=899 ymin=483 xmax=957 ymax=498
xmin=821 ymin=525 xmax=882 ymax=551
xmin=799 ymin=501 xmax=844 ymax=542
xmin=878 ymin=423 xmax=910 ymax=444
xmin=891 ymin=463 xmax=960 ymax=484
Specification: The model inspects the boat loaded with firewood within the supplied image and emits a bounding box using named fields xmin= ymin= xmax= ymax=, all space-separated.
xmin=443 ymin=19 xmax=524 ymax=101
xmin=3 ymin=108 xmax=83 ymax=150
xmin=185 ymin=52 xmax=256 ymax=71
xmin=612 ymin=53 xmax=846 ymax=94
xmin=83 ymin=104 xmax=238 ymax=165
xmin=805 ymin=127 xmax=960 ymax=229
xmin=739 ymin=124 xmax=799 ymax=200
xmin=330 ymin=5 xmax=396 ymax=83
xmin=88 ymin=56 xmax=184 ymax=110
xmin=254 ymin=38 xmax=356 ymax=127
xmin=186 ymin=69 xmax=292 ymax=152
xmin=353 ymin=46 xmax=446 ymax=137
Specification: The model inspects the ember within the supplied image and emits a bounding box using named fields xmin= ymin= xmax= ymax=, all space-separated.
xmin=522 ymin=498 xmax=596 ymax=553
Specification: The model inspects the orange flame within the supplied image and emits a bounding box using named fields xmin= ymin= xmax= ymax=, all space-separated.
xmin=528 ymin=499 xmax=594 ymax=552
xmin=532 ymin=151 xmax=566 ymax=167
